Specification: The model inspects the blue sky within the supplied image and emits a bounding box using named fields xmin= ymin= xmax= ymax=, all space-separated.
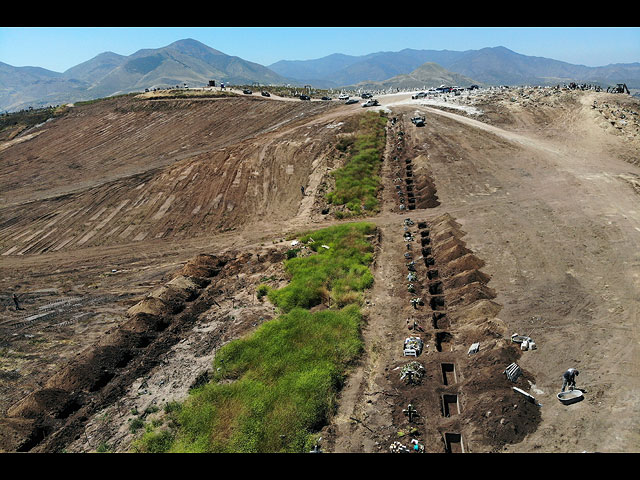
xmin=1 ymin=27 xmax=639 ymax=73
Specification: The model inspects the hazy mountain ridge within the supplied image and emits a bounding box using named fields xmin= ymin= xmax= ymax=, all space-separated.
xmin=272 ymin=46 xmax=640 ymax=89
xmin=2 ymin=39 xmax=638 ymax=112
xmin=0 ymin=39 xmax=291 ymax=111
xmin=349 ymin=62 xmax=477 ymax=90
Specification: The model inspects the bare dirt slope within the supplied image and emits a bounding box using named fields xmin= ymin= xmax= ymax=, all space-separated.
xmin=0 ymin=87 xmax=638 ymax=453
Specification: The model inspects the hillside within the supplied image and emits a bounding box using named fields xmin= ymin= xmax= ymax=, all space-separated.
xmin=0 ymin=39 xmax=291 ymax=112
xmin=348 ymin=62 xmax=478 ymax=90
xmin=0 ymin=86 xmax=639 ymax=454
xmin=0 ymin=92 xmax=341 ymax=255
xmin=271 ymin=46 xmax=640 ymax=90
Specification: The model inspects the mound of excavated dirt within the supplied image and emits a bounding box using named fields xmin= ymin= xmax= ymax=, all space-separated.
xmin=0 ymin=242 xmax=293 ymax=452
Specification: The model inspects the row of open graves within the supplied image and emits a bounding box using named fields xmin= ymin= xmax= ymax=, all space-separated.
xmin=389 ymin=217 xmax=468 ymax=453
xmin=390 ymin=216 xmax=546 ymax=453
xmin=390 ymin=121 xmax=418 ymax=212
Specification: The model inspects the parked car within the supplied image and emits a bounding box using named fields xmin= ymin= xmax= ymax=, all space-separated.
xmin=345 ymin=99 xmax=359 ymax=105
xmin=362 ymin=99 xmax=379 ymax=107
xmin=299 ymin=94 xmax=311 ymax=100
xmin=412 ymin=92 xmax=427 ymax=99
xmin=361 ymin=93 xmax=372 ymax=99
xmin=338 ymin=94 xmax=349 ymax=100
xmin=321 ymin=96 xmax=332 ymax=101
xmin=261 ymin=91 xmax=270 ymax=97
xmin=243 ymin=89 xmax=252 ymax=94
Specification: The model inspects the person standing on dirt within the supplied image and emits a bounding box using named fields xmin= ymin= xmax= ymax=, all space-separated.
xmin=561 ymin=368 xmax=579 ymax=391
xmin=12 ymin=293 xmax=24 ymax=310
xmin=301 ymin=185 xmax=305 ymax=196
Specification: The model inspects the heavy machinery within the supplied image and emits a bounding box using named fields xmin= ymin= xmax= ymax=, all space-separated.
xmin=608 ymin=83 xmax=630 ymax=94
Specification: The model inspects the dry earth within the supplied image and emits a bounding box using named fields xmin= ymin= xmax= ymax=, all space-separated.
xmin=0 ymin=86 xmax=638 ymax=453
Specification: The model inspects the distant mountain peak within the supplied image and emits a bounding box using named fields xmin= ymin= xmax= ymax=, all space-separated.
xmin=167 ymin=38 xmax=225 ymax=55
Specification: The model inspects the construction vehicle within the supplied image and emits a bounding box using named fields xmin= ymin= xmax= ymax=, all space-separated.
xmin=608 ymin=83 xmax=630 ymax=94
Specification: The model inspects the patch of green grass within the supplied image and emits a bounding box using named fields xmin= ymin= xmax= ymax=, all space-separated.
xmin=267 ymin=222 xmax=375 ymax=312
xmin=134 ymin=222 xmax=376 ymax=453
xmin=132 ymin=429 xmax=176 ymax=453
xmin=170 ymin=305 xmax=363 ymax=453
xmin=326 ymin=111 xmax=387 ymax=215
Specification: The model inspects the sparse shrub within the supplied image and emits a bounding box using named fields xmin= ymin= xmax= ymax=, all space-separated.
xmin=285 ymin=248 xmax=300 ymax=259
xmin=96 ymin=442 xmax=111 ymax=453
xmin=164 ymin=401 xmax=182 ymax=414
xmin=129 ymin=417 xmax=144 ymax=433
xmin=144 ymin=405 xmax=159 ymax=415
xmin=256 ymin=284 xmax=270 ymax=300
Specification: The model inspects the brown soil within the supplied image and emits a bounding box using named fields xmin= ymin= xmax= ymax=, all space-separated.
xmin=1 ymin=87 xmax=638 ymax=453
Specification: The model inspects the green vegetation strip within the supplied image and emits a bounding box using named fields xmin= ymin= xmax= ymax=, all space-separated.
xmin=133 ymin=222 xmax=376 ymax=453
xmin=327 ymin=111 xmax=387 ymax=216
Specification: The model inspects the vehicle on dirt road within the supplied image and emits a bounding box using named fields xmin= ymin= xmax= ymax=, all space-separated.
xmin=412 ymin=92 xmax=427 ymax=99
xmin=338 ymin=94 xmax=349 ymax=100
xmin=411 ymin=116 xmax=426 ymax=127
xmin=261 ymin=91 xmax=270 ymax=97
xmin=299 ymin=94 xmax=311 ymax=100
xmin=321 ymin=96 xmax=332 ymax=101
xmin=243 ymin=89 xmax=252 ymax=94
xmin=362 ymin=99 xmax=379 ymax=107
xmin=345 ymin=99 xmax=359 ymax=105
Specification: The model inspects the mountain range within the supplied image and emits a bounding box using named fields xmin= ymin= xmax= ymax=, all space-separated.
xmin=1 ymin=38 xmax=639 ymax=112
